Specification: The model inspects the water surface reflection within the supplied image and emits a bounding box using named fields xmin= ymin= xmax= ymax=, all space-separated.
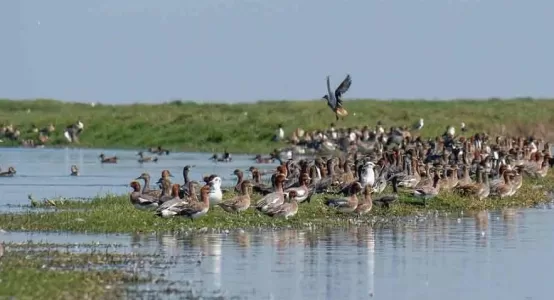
xmin=1 ymin=207 xmax=554 ymax=299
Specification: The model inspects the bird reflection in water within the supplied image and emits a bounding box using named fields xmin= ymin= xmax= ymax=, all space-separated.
xmin=473 ymin=210 xmax=489 ymax=247
xmin=502 ymin=208 xmax=518 ymax=240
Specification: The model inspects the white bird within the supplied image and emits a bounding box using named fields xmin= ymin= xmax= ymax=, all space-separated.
xmin=413 ymin=118 xmax=424 ymax=130
xmin=460 ymin=122 xmax=467 ymax=132
xmin=208 ymin=177 xmax=223 ymax=206
xmin=358 ymin=161 xmax=376 ymax=187
xmin=447 ymin=126 xmax=455 ymax=137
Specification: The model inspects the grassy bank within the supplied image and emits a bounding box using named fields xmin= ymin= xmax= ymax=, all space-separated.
xmin=1 ymin=174 xmax=552 ymax=233
xmin=1 ymin=98 xmax=554 ymax=153
xmin=0 ymin=246 xmax=148 ymax=299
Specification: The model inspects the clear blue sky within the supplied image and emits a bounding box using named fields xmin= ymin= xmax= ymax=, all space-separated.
xmin=1 ymin=0 xmax=553 ymax=104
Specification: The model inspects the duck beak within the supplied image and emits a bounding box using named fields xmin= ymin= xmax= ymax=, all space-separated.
xmin=155 ymin=178 xmax=163 ymax=184
xmin=168 ymin=172 xmax=174 ymax=177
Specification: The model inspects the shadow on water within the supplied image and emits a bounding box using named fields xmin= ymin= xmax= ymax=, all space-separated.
xmin=1 ymin=207 xmax=554 ymax=299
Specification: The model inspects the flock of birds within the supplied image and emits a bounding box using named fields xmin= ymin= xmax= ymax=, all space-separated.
xmin=126 ymin=133 xmax=553 ymax=222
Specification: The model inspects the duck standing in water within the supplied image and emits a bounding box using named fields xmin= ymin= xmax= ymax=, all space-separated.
xmin=70 ymin=165 xmax=79 ymax=176
xmin=137 ymin=151 xmax=158 ymax=163
xmin=208 ymin=176 xmax=223 ymax=206
xmin=0 ymin=167 xmax=16 ymax=177
xmin=322 ymin=74 xmax=352 ymax=121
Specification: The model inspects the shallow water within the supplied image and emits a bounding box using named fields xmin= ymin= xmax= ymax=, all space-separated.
xmin=0 ymin=147 xmax=279 ymax=206
xmin=2 ymin=148 xmax=554 ymax=299
xmin=2 ymin=208 xmax=554 ymax=299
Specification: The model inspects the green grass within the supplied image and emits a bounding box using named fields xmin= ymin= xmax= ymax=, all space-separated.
xmin=0 ymin=246 xmax=149 ymax=299
xmin=2 ymin=98 xmax=554 ymax=153
xmin=2 ymin=173 xmax=553 ymax=234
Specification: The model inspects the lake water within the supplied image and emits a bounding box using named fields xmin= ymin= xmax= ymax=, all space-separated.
xmin=1 ymin=148 xmax=554 ymax=299
xmin=0 ymin=147 xmax=279 ymax=208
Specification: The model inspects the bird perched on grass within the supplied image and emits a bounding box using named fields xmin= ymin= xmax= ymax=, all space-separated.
xmin=322 ymin=74 xmax=352 ymax=121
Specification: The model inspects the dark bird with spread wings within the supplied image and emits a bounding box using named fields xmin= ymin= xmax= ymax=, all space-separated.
xmin=322 ymin=74 xmax=352 ymax=121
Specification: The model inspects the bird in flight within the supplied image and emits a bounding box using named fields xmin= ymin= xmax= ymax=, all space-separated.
xmin=322 ymin=74 xmax=352 ymax=121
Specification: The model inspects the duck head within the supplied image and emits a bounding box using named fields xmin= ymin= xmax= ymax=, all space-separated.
xmin=209 ymin=177 xmax=222 ymax=189
xmin=135 ymin=172 xmax=150 ymax=180
xmin=232 ymin=169 xmax=243 ymax=178
xmin=240 ymin=180 xmax=254 ymax=194
xmin=288 ymin=190 xmax=298 ymax=200
xmin=160 ymin=169 xmax=174 ymax=178
xmin=130 ymin=181 xmax=141 ymax=192
xmin=171 ymin=184 xmax=181 ymax=197
xmin=349 ymin=182 xmax=363 ymax=195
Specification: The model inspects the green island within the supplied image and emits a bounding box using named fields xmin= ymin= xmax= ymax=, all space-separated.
xmin=1 ymin=171 xmax=551 ymax=234
xmin=1 ymin=98 xmax=554 ymax=153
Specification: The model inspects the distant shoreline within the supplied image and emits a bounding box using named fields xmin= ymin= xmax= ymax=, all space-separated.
xmin=0 ymin=98 xmax=553 ymax=154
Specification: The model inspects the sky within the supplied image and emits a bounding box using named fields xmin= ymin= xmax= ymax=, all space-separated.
xmin=1 ymin=0 xmax=553 ymax=104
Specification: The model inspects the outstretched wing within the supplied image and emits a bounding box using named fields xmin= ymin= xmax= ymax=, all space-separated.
xmin=325 ymin=76 xmax=337 ymax=109
xmin=334 ymin=74 xmax=352 ymax=105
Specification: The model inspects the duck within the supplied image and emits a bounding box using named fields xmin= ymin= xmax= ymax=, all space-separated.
xmin=148 ymin=146 xmax=170 ymax=155
xmin=254 ymin=154 xmax=274 ymax=164
xmin=374 ymin=175 xmax=399 ymax=208
xmin=208 ymin=176 xmax=223 ymax=206
xmin=99 ymin=154 xmax=117 ymax=163
xmin=155 ymin=184 xmax=187 ymax=218
xmin=135 ymin=172 xmax=163 ymax=197
xmin=137 ymin=151 xmax=158 ymax=163
xmin=250 ymin=168 xmax=273 ymax=195
xmin=324 ymin=181 xmax=362 ymax=213
xmin=70 ymin=165 xmax=79 ymax=176
xmin=177 ymin=183 xmax=212 ymax=221
xmin=218 ymin=181 xmax=253 ymax=213
xmin=283 ymin=173 xmax=311 ymax=203
xmin=413 ymin=171 xmax=441 ymax=205
xmin=210 ymin=150 xmax=232 ymax=162
xmin=455 ymin=166 xmax=490 ymax=200
xmin=256 ymin=174 xmax=288 ymax=213
xmin=129 ymin=181 xmax=159 ymax=210
xmin=232 ymin=169 xmax=245 ymax=194
xmin=491 ymin=169 xmax=513 ymax=199
xmin=354 ymin=185 xmax=373 ymax=216
xmin=157 ymin=178 xmax=177 ymax=203
xmin=266 ymin=190 xmax=299 ymax=219
xmin=179 ymin=165 xmax=195 ymax=198
xmin=358 ymin=161 xmax=376 ymax=187
xmin=322 ymin=74 xmax=352 ymax=121
xmin=0 ymin=167 xmax=16 ymax=177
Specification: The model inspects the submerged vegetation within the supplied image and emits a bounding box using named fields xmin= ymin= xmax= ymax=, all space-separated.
xmin=0 ymin=245 xmax=148 ymax=299
xmin=1 ymin=173 xmax=553 ymax=234
xmin=2 ymin=98 xmax=554 ymax=153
